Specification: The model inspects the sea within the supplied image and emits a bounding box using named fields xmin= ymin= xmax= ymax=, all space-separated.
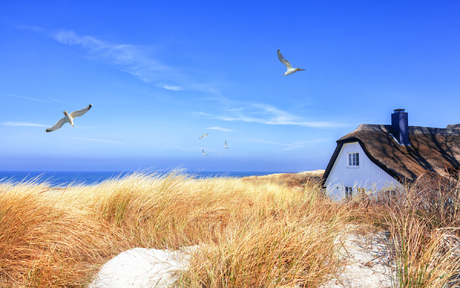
xmin=0 ymin=170 xmax=291 ymax=188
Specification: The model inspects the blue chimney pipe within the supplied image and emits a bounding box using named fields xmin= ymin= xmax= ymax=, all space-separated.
xmin=391 ymin=109 xmax=410 ymax=145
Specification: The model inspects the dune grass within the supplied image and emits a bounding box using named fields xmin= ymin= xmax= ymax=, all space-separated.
xmin=358 ymin=173 xmax=460 ymax=288
xmin=0 ymin=171 xmax=352 ymax=287
xmin=0 ymin=181 xmax=112 ymax=287
xmin=2 ymin=171 xmax=460 ymax=287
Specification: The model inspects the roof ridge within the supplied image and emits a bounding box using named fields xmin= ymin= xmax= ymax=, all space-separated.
xmin=355 ymin=124 xmax=391 ymax=132
xmin=410 ymin=126 xmax=460 ymax=135
xmin=354 ymin=124 xmax=460 ymax=135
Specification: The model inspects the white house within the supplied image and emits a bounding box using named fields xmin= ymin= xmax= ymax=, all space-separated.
xmin=322 ymin=109 xmax=460 ymax=199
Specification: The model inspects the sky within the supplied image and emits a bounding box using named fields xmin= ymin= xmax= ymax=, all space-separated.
xmin=1 ymin=1 xmax=460 ymax=172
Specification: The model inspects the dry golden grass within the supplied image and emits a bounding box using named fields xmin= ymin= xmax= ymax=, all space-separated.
xmin=3 ymin=170 xmax=459 ymax=287
xmin=242 ymin=170 xmax=324 ymax=190
xmin=0 ymin=181 xmax=112 ymax=287
xmin=359 ymin=174 xmax=460 ymax=288
xmin=0 ymin=171 xmax=351 ymax=287
xmin=179 ymin=202 xmax=347 ymax=287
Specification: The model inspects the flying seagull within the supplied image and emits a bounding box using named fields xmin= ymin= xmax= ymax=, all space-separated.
xmin=199 ymin=133 xmax=209 ymax=139
xmin=202 ymin=149 xmax=207 ymax=156
xmin=224 ymin=140 xmax=229 ymax=149
xmin=277 ymin=49 xmax=306 ymax=76
xmin=46 ymin=104 xmax=92 ymax=132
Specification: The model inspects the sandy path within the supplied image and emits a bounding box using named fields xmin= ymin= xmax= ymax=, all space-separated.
xmin=89 ymin=229 xmax=397 ymax=288
xmin=320 ymin=229 xmax=395 ymax=288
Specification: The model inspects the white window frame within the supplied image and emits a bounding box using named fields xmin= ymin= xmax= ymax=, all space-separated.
xmin=347 ymin=152 xmax=360 ymax=168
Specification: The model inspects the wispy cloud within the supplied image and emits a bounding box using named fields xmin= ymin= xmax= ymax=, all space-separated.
xmin=156 ymin=84 xmax=184 ymax=91
xmin=279 ymin=140 xmax=326 ymax=151
xmin=1 ymin=92 xmax=49 ymax=103
xmin=2 ymin=122 xmax=48 ymax=127
xmin=48 ymin=30 xmax=227 ymax=95
xmin=244 ymin=139 xmax=325 ymax=151
xmin=61 ymin=136 xmax=125 ymax=144
xmin=208 ymin=126 xmax=234 ymax=132
xmin=201 ymin=102 xmax=345 ymax=128
xmin=51 ymin=30 xmax=189 ymax=89
xmin=245 ymin=139 xmax=295 ymax=147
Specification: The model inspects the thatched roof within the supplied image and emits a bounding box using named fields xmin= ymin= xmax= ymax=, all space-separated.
xmin=323 ymin=124 xmax=460 ymax=184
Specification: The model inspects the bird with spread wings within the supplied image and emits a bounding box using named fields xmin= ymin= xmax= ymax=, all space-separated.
xmin=277 ymin=49 xmax=306 ymax=76
xmin=46 ymin=104 xmax=93 ymax=132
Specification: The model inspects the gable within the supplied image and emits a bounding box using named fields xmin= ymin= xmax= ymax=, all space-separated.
xmin=325 ymin=141 xmax=400 ymax=193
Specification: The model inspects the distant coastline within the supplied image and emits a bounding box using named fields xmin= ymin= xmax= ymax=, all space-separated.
xmin=0 ymin=170 xmax=324 ymax=187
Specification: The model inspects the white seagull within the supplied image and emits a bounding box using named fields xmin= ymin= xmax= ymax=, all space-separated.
xmin=224 ymin=140 xmax=229 ymax=149
xmin=277 ymin=49 xmax=306 ymax=76
xmin=199 ymin=133 xmax=209 ymax=139
xmin=46 ymin=104 xmax=93 ymax=132
xmin=202 ymin=149 xmax=207 ymax=156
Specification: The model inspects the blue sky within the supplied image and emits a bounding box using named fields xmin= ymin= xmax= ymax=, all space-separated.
xmin=1 ymin=1 xmax=460 ymax=172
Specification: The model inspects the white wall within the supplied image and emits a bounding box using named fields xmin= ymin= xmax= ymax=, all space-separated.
xmin=325 ymin=142 xmax=401 ymax=200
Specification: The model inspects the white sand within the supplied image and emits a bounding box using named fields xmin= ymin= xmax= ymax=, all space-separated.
xmin=89 ymin=231 xmax=397 ymax=288
xmin=320 ymin=230 xmax=396 ymax=288
xmin=89 ymin=246 xmax=197 ymax=288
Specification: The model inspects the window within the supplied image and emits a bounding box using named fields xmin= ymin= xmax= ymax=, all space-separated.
xmin=348 ymin=153 xmax=359 ymax=167
xmin=345 ymin=186 xmax=353 ymax=198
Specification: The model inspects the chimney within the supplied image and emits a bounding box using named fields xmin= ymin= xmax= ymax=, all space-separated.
xmin=391 ymin=109 xmax=410 ymax=145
